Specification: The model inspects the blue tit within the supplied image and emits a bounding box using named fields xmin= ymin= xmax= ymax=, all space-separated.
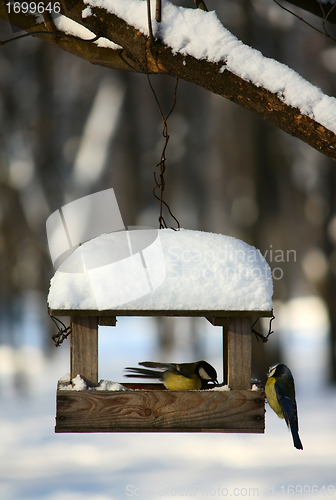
xmin=265 ymin=363 xmax=303 ymax=450
xmin=124 ymin=360 xmax=218 ymax=390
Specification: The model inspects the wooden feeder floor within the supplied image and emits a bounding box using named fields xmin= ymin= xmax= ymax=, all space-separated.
xmin=55 ymin=383 xmax=265 ymax=434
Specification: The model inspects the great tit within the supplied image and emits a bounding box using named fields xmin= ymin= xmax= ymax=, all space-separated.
xmin=265 ymin=363 xmax=303 ymax=450
xmin=124 ymin=360 xmax=218 ymax=390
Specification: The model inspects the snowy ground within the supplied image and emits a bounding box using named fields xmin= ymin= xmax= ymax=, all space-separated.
xmin=0 ymin=299 xmax=335 ymax=500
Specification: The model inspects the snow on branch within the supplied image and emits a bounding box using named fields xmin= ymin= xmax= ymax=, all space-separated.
xmin=1 ymin=0 xmax=336 ymax=160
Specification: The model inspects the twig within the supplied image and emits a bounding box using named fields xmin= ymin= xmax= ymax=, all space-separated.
xmin=0 ymin=30 xmax=100 ymax=46
xmin=193 ymin=0 xmax=208 ymax=11
xmin=156 ymin=0 xmax=162 ymax=23
xmin=147 ymin=0 xmax=154 ymax=42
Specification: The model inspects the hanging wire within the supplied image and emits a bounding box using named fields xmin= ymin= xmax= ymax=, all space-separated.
xmin=148 ymin=73 xmax=180 ymax=229
xmin=252 ymin=314 xmax=275 ymax=343
xmin=145 ymin=0 xmax=180 ymax=230
xmin=50 ymin=316 xmax=72 ymax=346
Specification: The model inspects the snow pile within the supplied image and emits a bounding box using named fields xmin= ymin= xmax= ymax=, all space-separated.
xmin=48 ymin=228 xmax=273 ymax=312
xmin=96 ymin=380 xmax=128 ymax=391
xmin=58 ymin=374 xmax=231 ymax=391
xmin=252 ymin=384 xmax=262 ymax=391
xmin=79 ymin=0 xmax=336 ymax=134
xmin=209 ymin=384 xmax=231 ymax=392
xmin=60 ymin=374 xmax=87 ymax=391
xmin=52 ymin=12 xmax=122 ymax=49
xmin=59 ymin=374 xmax=129 ymax=391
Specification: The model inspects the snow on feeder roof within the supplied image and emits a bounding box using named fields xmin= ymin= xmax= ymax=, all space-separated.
xmin=48 ymin=228 xmax=273 ymax=314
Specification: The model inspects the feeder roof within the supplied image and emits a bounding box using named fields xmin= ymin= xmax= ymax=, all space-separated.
xmin=47 ymin=228 xmax=273 ymax=314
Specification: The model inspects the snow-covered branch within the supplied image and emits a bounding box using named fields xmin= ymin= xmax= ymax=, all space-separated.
xmin=2 ymin=0 xmax=336 ymax=160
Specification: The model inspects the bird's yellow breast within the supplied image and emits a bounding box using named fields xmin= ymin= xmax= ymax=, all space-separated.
xmin=265 ymin=377 xmax=284 ymax=419
xmin=163 ymin=372 xmax=202 ymax=390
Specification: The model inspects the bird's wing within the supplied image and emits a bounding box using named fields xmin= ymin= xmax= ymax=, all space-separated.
xmin=124 ymin=367 xmax=163 ymax=379
xmin=139 ymin=361 xmax=192 ymax=379
xmin=274 ymin=381 xmax=297 ymax=428
xmin=140 ymin=361 xmax=177 ymax=370
xmin=275 ymin=380 xmax=303 ymax=450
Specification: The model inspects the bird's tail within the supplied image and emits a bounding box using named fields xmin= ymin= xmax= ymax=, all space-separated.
xmin=290 ymin=421 xmax=303 ymax=450
xmin=124 ymin=367 xmax=163 ymax=380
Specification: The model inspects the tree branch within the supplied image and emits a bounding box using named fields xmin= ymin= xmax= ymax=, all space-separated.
xmin=1 ymin=1 xmax=336 ymax=161
xmin=0 ymin=4 xmax=141 ymax=72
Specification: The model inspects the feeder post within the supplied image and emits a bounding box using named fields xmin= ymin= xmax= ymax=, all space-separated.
xmin=223 ymin=316 xmax=252 ymax=390
xmin=71 ymin=316 xmax=98 ymax=386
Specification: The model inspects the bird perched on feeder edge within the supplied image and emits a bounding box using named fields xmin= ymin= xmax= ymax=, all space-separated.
xmin=124 ymin=360 xmax=218 ymax=390
xmin=265 ymin=363 xmax=303 ymax=450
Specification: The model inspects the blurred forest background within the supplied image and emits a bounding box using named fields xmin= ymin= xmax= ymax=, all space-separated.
xmin=1 ymin=0 xmax=336 ymax=392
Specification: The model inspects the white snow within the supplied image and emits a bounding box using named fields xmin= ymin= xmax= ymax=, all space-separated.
xmin=79 ymin=0 xmax=336 ymax=134
xmin=48 ymin=228 xmax=273 ymax=312
xmin=61 ymin=374 xmax=87 ymax=390
xmin=59 ymin=374 xmax=129 ymax=391
xmin=251 ymin=383 xmax=261 ymax=391
xmin=95 ymin=379 xmax=129 ymax=391
xmin=82 ymin=6 xmax=93 ymax=18
xmin=52 ymin=13 xmax=122 ymax=50
xmin=58 ymin=373 xmax=71 ymax=384
xmin=209 ymin=384 xmax=231 ymax=391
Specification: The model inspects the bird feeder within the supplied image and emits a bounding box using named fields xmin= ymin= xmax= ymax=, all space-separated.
xmin=47 ymin=191 xmax=273 ymax=434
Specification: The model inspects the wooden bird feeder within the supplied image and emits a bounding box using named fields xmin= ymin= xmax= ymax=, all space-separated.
xmin=47 ymin=225 xmax=273 ymax=434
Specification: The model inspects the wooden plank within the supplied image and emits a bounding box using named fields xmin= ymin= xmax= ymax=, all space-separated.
xmin=55 ymin=388 xmax=265 ymax=433
xmin=206 ymin=315 xmax=267 ymax=326
xmin=224 ymin=317 xmax=252 ymax=390
xmin=206 ymin=317 xmax=229 ymax=326
xmin=49 ymin=308 xmax=273 ymax=318
xmin=71 ymin=316 xmax=98 ymax=386
xmin=98 ymin=316 xmax=117 ymax=326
